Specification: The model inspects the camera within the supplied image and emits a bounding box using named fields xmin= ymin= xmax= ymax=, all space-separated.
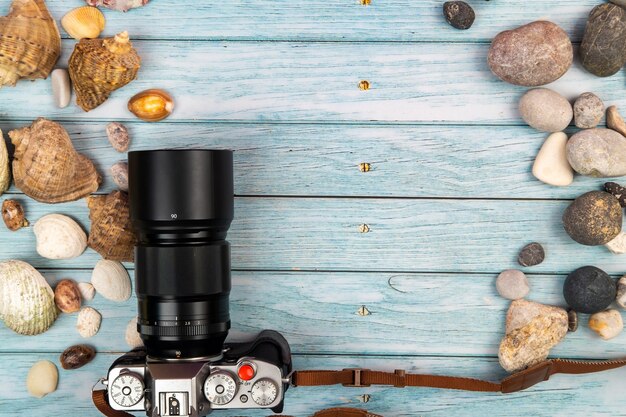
xmin=100 ymin=150 xmax=292 ymax=416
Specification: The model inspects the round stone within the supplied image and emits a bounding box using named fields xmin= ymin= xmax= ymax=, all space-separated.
xmin=563 ymin=266 xmax=616 ymax=314
xmin=589 ymin=309 xmax=624 ymax=340
xmin=517 ymin=242 xmax=545 ymax=267
xmin=519 ymin=88 xmax=573 ymax=132
xmin=496 ymin=269 xmax=530 ymax=300
xmin=567 ymin=309 xmax=578 ymax=332
xmin=562 ymin=191 xmax=622 ymax=246
xmin=566 ymin=128 xmax=626 ymax=178
xmin=581 ymin=3 xmax=626 ymax=77
xmin=443 ymin=1 xmax=475 ymax=30
xmin=573 ymin=92 xmax=604 ymax=129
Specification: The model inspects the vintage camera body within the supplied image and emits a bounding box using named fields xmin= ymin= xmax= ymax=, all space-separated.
xmin=101 ymin=150 xmax=292 ymax=416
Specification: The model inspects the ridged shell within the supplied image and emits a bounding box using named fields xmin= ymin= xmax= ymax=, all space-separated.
xmin=77 ymin=282 xmax=95 ymax=301
xmin=0 ymin=260 xmax=58 ymax=335
xmin=0 ymin=130 xmax=9 ymax=195
xmin=34 ymin=214 xmax=87 ymax=259
xmin=86 ymin=0 xmax=149 ymax=12
xmin=76 ymin=306 xmax=101 ymax=337
xmin=128 ymin=89 xmax=174 ymax=122
xmin=90 ymin=260 xmax=131 ymax=302
xmin=61 ymin=6 xmax=105 ymax=40
xmin=9 ymin=118 xmax=102 ymax=203
xmin=69 ymin=31 xmax=141 ymax=111
xmin=0 ymin=0 xmax=61 ymax=87
xmin=125 ymin=317 xmax=143 ymax=348
xmin=87 ymin=191 xmax=135 ymax=261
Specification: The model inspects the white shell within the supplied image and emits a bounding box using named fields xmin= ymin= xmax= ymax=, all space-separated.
xmin=125 ymin=317 xmax=143 ymax=348
xmin=0 ymin=129 xmax=9 ymax=195
xmin=91 ymin=260 xmax=131 ymax=302
xmin=51 ymin=69 xmax=71 ymax=109
xmin=34 ymin=214 xmax=87 ymax=260
xmin=0 ymin=260 xmax=58 ymax=335
xmin=76 ymin=306 xmax=101 ymax=338
xmin=77 ymin=282 xmax=96 ymax=301
xmin=26 ymin=360 xmax=58 ymax=398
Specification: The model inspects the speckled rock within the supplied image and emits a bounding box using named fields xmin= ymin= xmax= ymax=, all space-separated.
xmin=566 ymin=128 xmax=626 ymax=178
xmin=580 ymin=3 xmax=626 ymax=77
xmin=606 ymin=106 xmax=626 ymax=137
xmin=488 ymin=21 xmax=573 ymax=86
xmin=532 ymin=132 xmax=573 ymax=187
xmin=496 ymin=270 xmax=530 ymax=300
xmin=498 ymin=300 xmax=568 ymax=373
xmin=518 ymin=242 xmax=545 ymax=267
xmin=443 ymin=1 xmax=475 ymax=30
xmin=589 ymin=309 xmax=623 ymax=340
xmin=604 ymin=182 xmax=626 ymax=207
xmin=617 ymin=276 xmax=626 ymax=309
xmin=573 ymin=93 xmax=604 ymax=129
xmin=519 ymin=89 xmax=573 ymax=132
xmin=562 ymin=191 xmax=622 ymax=246
xmin=567 ymin=309 xmax=578 ymax=332
xmin=606 ymin=232 xmax=626 ymax=254
xmin=563 ymin=266 xmax=616 ymax=314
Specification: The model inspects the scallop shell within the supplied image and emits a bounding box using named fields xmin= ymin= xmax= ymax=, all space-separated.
xmin=26 ymin=360 xmax=58 ymax=398
xmin=0 ymin=130 xmax=9 ymax=195
xmin=76 ymin=306 xmax=101 ymax=337
xmin=69 ymin=31 xmax=141 ymax=111
xmin=0 ymin=0 xmax=61 ymax=87
xmin=86 ymin=0 xmax=149 ymax=12
xmin=77 ymin=282 xmax=95 ymax=301
xmin=34 ymin=214 xmax=87 ymax=259
xmin=2 ymin=199 xmax=28 ymax=231
xmin=128 ymin=89 xmax=174 ymax=122
xmin=91 ymin=260 xmax=131 ymax=302
xmin=125 ymin=317 xmax=143 ymax=348
xmin=9 ymin=118 xmax=102 ymax=203
xmin=0 ymin=260 xmax=58 ymax=335
xmin=61 ymin=6 xmax=105 ymax=40
xmin=87 ymin=191 xmax=135 ymax=262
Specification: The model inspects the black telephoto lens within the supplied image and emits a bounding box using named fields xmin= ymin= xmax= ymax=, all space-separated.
xmin=128 ymin=150 xmax=234 ymax=360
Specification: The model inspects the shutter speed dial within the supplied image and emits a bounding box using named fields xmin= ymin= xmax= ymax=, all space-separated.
xmin=204 ymin=372 xmax=237 ymax=405
xmin=110 ymin=373 xmax=145 ymax=408
xmin=250 ymin=379 xmax=278 ymax=406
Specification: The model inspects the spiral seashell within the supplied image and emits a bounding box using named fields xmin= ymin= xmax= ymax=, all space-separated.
xmin=2 ymin=199 xmax=28 ymax=231
xmin=61 ymin=6 xmax=105 ymax=40
xmin=0 ymin=130 xmax=9 ymax=195
xmin=34 ymin=214 xmax=87 ymax=260
xmin=76 ymin=306 xmax=101 ymax=338
xmin=91 ymin=260 xmax=131 ymax=302
xmin=87 ymin=191 xmax=135 ymax=261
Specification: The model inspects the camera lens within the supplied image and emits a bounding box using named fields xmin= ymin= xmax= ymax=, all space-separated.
xmin=128 ymin=150 xmax=234 ymax=360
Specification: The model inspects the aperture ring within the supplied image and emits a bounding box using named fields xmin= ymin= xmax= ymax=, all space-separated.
xmin=138 ymin=321 xmax=230 ymax=337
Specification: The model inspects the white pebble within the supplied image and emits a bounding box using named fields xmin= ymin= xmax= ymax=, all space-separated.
xmin=532 ymin=132 xmax=574 ymax=187
xmin=617 ymin=276 xmax=626 ymax=309
xmin=51 ymin=69 xmax=71 ymax=109
xmin=496 ymin=269 xmax=530 ymax=300
xmin=606 ymin=232 xmax=626 ymax=254
xmin=589 ymin=309 xmax=623 ymax=340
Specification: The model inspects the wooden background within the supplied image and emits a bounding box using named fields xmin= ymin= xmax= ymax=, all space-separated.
xmin=1 ymin=0 xmax=626 ymax=415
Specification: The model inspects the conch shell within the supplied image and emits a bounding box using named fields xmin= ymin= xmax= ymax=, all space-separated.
xmin=69 ymin=31 xmax=141 ymax=111
xmin=0 ymin=130 xmax=9 ymax=195
xmin=0 ymin=260 xmax=58 ymax=335
xmin=87 ymin=191 xmax=135 ymax=262
xmin=61 ymin=6 xmax=105 ymax=40
xmin=0 ymin=0 xmax=61 ymax=87
xmin=86 ymin=0 xmax=149 ymax=12
xmin=9 ymin=118 xmax=102 ymax=203
xmin=34 ymin=214 xmax=88 ymax=259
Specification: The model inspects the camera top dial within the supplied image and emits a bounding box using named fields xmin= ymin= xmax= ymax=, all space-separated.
xmin=204 ymin=371 xmax=237 ymax=405
xmin=110 ymin=372 xmax=145 ymax=408
xmin=250 ymin=379 xmax=278 ymax=406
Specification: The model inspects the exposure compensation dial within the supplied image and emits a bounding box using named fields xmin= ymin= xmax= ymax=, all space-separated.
xmin=110 ymin=373 xmax=145 ymax=408
xmin=250 ymin=379 xmax=278 ymax=406
xmin=204 ymin=372 xmax=237 ymax=405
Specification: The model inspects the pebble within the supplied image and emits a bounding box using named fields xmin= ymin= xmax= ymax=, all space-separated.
xmin=443 ymin=1 xmax=475 ymax=30
xmin=573 ymin=92 xmax=604 ymax=129
xmin=566 ymin=128 xmax=626 ymax=177
xmin=580 ymin=3 xmax=626 ymax=77
xmin=563 ymin=266 xmax=616 ymax=314
xmin=110 ymin=161 xmax=129 ymax=191
xmin=532 ymin=132 xmax=573 ymax=187
xmin=26 ymin=360 xmax=58 ymax=398
xmin=496 ymin=270 xmax=530 ymax=300
xmin=488 ymin=21 xmax=573 ymax=86
xmin=604 ymin=182 xmax=626 ymax=207
xmin=605 ymin=232 xmax=626 ymax=254
xmin=562 ymin=191 xmax=622 ymax=246
xmin=567 ymin=309 xmax=578 ymax=332
xmin=60 ymin=344 xmax=96 ymax=370
xmin=589 ymin=309 xmax=623 ymax=340
xmin=517 ymin=242 xmax=545 ymax=267
xmin=51 ymin=69 xmax=71 ymax=109
xmin=519 ymin=89 xmax=572 ymax=132
xmin=106 ymin=122 xmax=130 ymax=152
xmin=606 ymin=106 xmax=626 ymax=137
xmin=617 ymin=276 xmax=626 ymax=309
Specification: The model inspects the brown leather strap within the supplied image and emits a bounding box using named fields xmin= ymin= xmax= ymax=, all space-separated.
xmin=93 ymin=390 xmax=134 ymax=417
xmin=279 ymin=407 xmax=383 ymax=417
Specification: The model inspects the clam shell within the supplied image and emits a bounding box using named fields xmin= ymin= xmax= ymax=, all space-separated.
xmin=76 ymin=306 xmax=101 ymax=338
xmin=0 ymin=0 xmax=61 ymax=87
xmin=9 ymin=118 xmax=102 ymax=203
xmin=0 ymin=260 xmax=58 ymax=335
xmin=125 ymin=317 xmax=143 ymax=348
xmin=128 ymin=89 xmax=174 ymax=122
xmin=87 ymin=191 xmax=135 ymax=262
xmin=61 ymin=6 xmax=105 ymax=40
xmin=34 ymin=214 xmax=87 ymax=260
xmin=0 ymin=130 xmax=9 ymax=195
xmin=77 ymin=282 xmax=95 ymax=301
xmin=26 ymin=360 xmax=58 ymax=398
xmin=2 ymin=199 xmax=28 ymax=231
xmin=91 ymin=260 xmax=131 ymax=302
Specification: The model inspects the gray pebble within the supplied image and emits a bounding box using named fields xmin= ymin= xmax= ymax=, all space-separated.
xmin=443 ymin=1 xmax=475 ymax=30
xmin=573 ymin=92 xmax=604 ymax=129
xmin=517 ymin=242 xmax=545 ymax=267
xmin=496 ymin=269 xmax=530 ymax=300
xmin=563 ymin=266 xmax=616 ymax=314
xmin=566 ymin=128 xmax=626 ymax=178
xmin=518 ymin=88 xmax=572 ymax=132
xmin=110 ymin=162 xmax=129 ymax=192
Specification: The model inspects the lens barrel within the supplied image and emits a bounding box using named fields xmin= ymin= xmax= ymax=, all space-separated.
xmin=128 ymin=150 xmax=234 ymax=359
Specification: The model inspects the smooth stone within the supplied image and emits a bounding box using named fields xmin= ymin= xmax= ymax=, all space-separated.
xmin=496 ymin=269 xmax=530 ymax=300
xmin=517 ymin=242 xmax=545 ymax=267
xmin=580 ymin=4 xmax=626 ymax=77
xmin=563 ymin=266 xmax=616 ymax=314
xmin=499 ymin=300 xmax=568 ymax=373
xmin=617 ymin=276 xmax=626 ymax=309
xmin=562 ymin=191 xmax=622 ymax=246
xmin=604 ymin=182 xmax=626 ymax=207
xmin=532 ymin=132 xmax=573 ymax=186
xmin=606 ymin=106 xmax=626 ymax=137
xmin=488 ymin=21 xmax=573 ymax=87
xmin=606 ymin=232 xmax=626 ymax=254
xmin=566 ymin=128 xmax=626 ymax=177
xmin=110 ymin=161 xmax=129 ymax=192
xmin=567 ymin=309 xmax=578 ymax=332
xmin=443 ymin=1 xmax=475 ymax=30
xmin=573 ymin=92 xmax=604 ymax=129
xmin=519 ymin=89 xmax=573 ymax=132
xmin=589 ymin=309 xmax=624 ymax=340
xmin=51 ymin=69 xmax=71 ymax=109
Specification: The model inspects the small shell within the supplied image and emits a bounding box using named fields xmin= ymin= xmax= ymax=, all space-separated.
xmin=51 ymin=69 xmax=71 ymax=109
xmin=26 ymin=360 xmax=58 ymax=398
xmin=61 ymin=6 xmax=105 ymax=40
xmin=77 ymin=282 xmax=95 ymax=301
xmin=60 ymin=344 xmax=96 ymax=370
xmin=91 ymin=260 xmax=131 ymax=302
xmin=128 ymin=89 xmax=174 ymax=122
xmin=106 ymin=122 xmax=130 ymax=152
xmin=87 ymin=191 xmax=135 ymax=262
xmin=76 ymin=306 xmax=101 ymax=338
xmin=0 ymin=129 xmax=9 ymax=195
xmin=86 ymin=0 xmax=149 ymax=12
xmin=110 ymin=161 xmax=128 ymax=191
xmin=125 ymin=317 xmax=143 ymax=348
xmin=34 ymin=214 xmax=87 ymax=260
xmin=2 ymin=199 xmax=28 ymax=231
xmin=54 ymin=279 xmax=81 ymax=313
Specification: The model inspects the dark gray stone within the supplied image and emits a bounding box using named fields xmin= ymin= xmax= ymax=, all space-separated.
xmin=563 ymin=266 xmax=616 ymax=314
xmin=443 ymin=1 xmax=475 ymax=30
xmin=518 ymin=242 xmax=545 ymax=267
xmin=562 ymin=191 xmax=622 ymax=246
xmin=604 ymin=182 xmax=626 ymax=207
xmin=580 ymin=3 xmax=626 ymax=77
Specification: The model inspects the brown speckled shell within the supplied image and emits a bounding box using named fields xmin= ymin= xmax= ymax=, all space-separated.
xmin=8 ymin=118 xmax=102 ymax=203
xmin=0 ymin=0 xmax=61 ymax=87
xmin=87 ymin=191 xmax=135 ymax=262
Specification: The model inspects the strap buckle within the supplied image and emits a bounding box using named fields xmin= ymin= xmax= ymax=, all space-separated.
xmin=342 ymin=368 xmax=371 ymax=387
xmin=501 ymin=361 xmax=553 ymax=393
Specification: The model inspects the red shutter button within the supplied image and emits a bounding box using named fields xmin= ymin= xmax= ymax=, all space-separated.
xmin=238 ymin=363 xmax=255 ymax=381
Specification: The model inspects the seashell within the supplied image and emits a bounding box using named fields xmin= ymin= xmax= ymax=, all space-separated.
xmin=26 ymin=360 xmax=58 ymax=398
xmin=110 ymin=161 xmax=129 ymax=191
xmin=0 ymin=260 xmax=58 ymax=335
xmin=128 ymin=89 xmax=174 ymax=122
xmin=125 ymin=317 xmax=143 ymax=348
xmin=76 ymin=306 xmax=101 ymax=338
xmin=0 ymin=130 xmax=9 ymax=195
xmin=0 ymin=0 xmax=61 ymax=87
xmin=77 ymin=282 xmax=95 ymax=301
xmin=106 ymin=122 xmax=130 ymax=152
xmin=51 ymin=69 xmax=71 ymax=108
xmin=9 ymin=118 xmax=102 ymax=203
xmin=69 ymin=31 xmax=141 ymax=111
xmin=86 ymin=0 xmax=149 ymax=12
xmin=87 ymin=191 xmax=135 ymax=261
xmin=61 ymin=6 xmax=105 ymax=40
xmin=34 ymin=214 xmax=87 ymax=260
xmin=53 ymin=279 xmax=81 ymax=313
xmin=2 ymin=199 xmax=28 ymax=231
xmin=91 ymin=260 xmax=131 ymax=302
xmin=60 ymin=344 xmax=96 ymax=370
